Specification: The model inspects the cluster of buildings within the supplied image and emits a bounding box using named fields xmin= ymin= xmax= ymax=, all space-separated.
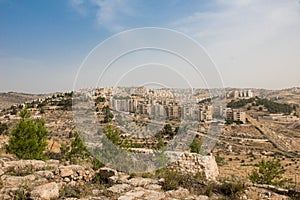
xmin=227 ymin=89 xmax=254 ymax=99
xmin=109 ymin=87 xmax=214 ymax=122
xmin=110 ymin=97 xmax=213 ymax=122
xmin=100 ymin=87 xmax=248 ymax=124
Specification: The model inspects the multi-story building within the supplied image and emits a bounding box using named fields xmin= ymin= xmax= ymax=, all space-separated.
xmin=226 ymin=108 xmax=246 ymax=123
xmin=199 ymin=105 xmax=213 ymax=121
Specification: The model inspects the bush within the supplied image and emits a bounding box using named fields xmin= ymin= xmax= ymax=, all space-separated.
xmin=249 ymin=159 xmax=291 ymax=187
xmin=61 ymin=132 xmax=90 ymax=164
xmin=0 ymin=122 xmax=8 ymax=135
xmin=92 ymin=157 xmax=104 ymax=170
xmin=102 ymin=106 xmax=114 ymax=123
xmin=190 ymin=137 xmax=202 ymax=154
xmin=156 ymin=169 xmax=184 ymax=191
xmin=105 ymin=125 xmax=121 ymax=145
xmin=95 ymin=96 xmax=105 ymax=103
xmin=216 ymin=155 xmax=227 ymax=166
xmin=156 ymin=139 xmax=165 ymax=150
xmin=6 ymin=109 xmax=48 ymax=160
xmin=219 ymin=177 xmax=245 ymax=199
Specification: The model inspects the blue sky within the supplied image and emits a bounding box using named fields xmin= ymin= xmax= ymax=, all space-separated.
xmin=1 ymin=0 xmax=300 ymax=93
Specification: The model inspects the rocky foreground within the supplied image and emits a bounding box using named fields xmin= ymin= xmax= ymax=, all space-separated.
xmin=0 ymin=156 xmax=297 ymax=200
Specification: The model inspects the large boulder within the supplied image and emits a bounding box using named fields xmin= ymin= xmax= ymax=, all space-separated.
xmin=30 ymin=182 xmax=60 ymax=200
xmin=196 ymin=154 xmax=219 ymax=181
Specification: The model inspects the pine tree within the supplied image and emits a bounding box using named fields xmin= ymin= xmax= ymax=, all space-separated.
xmin=6 ymin=109 xmax=48 ymax=160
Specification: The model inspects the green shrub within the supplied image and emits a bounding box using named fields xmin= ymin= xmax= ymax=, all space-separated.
xmin=95 ymin=96 xmax=105 ymax=103
xmin=0 ymin=122 xmax=8 ymax=135
xmin=60 ymin=132 xmax=90 ymax=164
xmin=156 ymin=139 xmax=165 ymax=150
xmin=92 ymin=157 xmax=104 ymax=170
xmin=105 ymin=125 xmax=121 ymax=145
xmin=216 ymin=155 xmax=227 ymax=166
xmin=249 ymin=159 xmax=291 ymax=187
xmin=6 ymin=109 xmax=48 ymax=160
xmin=102 ymin=106 xmax=114 ymax=123
xmin=190 ymin=137 xmax=202 ymax=154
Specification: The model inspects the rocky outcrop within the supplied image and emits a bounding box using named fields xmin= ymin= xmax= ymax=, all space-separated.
xmin=58 ymin=165 xmax=94 ymax=183
xmin=168 ymin=153 xmax=219 ymax=181
xmin=0 ymin=159 xmax=93 ymax=200
xmin=0 ymin=158 xmax=293 ymax=200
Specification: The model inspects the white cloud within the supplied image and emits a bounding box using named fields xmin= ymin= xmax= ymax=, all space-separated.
xmin=92 ymin=0 xmax=136 ymax=32
xmin=70 ymin=0 xmax=87 ymax=16
xmin=170 ymin=0 xmax=300 ymax=89
xmin=70 ymin=0 xmax=136 ymax=32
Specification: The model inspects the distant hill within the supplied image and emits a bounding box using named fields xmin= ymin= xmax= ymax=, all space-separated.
xmin=0 ymin=92 xmax=51 ymax=110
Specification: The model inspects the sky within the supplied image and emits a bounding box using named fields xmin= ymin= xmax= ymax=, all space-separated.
xmin=1 ymin=0 xmax=300 ymax=93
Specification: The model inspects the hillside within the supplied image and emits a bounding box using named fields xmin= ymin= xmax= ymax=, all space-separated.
xmin=0 ymin=88 xmax=300 ymax=199
xmin=0 ymin=92 xmax=51 ymax=110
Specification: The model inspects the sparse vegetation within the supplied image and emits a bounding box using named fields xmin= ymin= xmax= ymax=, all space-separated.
xmin=14 ymin=185 xmax=30 ymax=200
xmin=155 ymin=169 xmax=186 ymax=191
xmin=0 ymin=122 xmax=8 ymax=135
xmin=249 ymin=159 xmax=291 ymax=187
xmin=218 ymin=177 xmax=245 ymax=200
xmin=59 ymin=184 xmax=88 ymax=199
xmin=60 ymin=131 xmax=91 ymax=164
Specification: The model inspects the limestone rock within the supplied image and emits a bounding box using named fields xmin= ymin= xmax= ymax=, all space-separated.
xmin=107 ymin=183 xmax=131 ymax=194
xmin=127 ymin=177 xmax=157 ymax=187
xmin=166 ymin=187 xmax=190 ymax=198
xmin=144 ymin=190 xmax=166 ymax=200
xmin=35 ymin=170 xmax=54 ymax=179
xmin=59 ymin=165 xmax=76 ymax=177
xmin=195 ymin=195 xmax=209 ymax=200
xmin=1 ymin=174 xmax=35 ymax=186
xmin=30 ymin=182 xmax=60 ymax=200
xmin=118 ymin=190 xmax=145 ymax=200
xmin=168 ymin=153 xmax=219 ymax=181
xmin=3 ymin=160 xmax=46 ymax=173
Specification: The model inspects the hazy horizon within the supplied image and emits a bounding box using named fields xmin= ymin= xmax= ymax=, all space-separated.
xmin=1 ymin=86 xmax=299 ymax=95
